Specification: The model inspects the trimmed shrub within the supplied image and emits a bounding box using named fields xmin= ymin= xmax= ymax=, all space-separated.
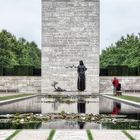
xmin=128 ymin=67 xmax=138 ymax=76
xmin=0 ymin=66 xmax=3 ymax=76
xmin=33 ymin=68 xmax=41 ymax=76
xmin=107 ymin=65 xmax=128 ymax=76
xmin=3 ymin=68 xmax=14 ymax=76
xmin=100 ymin=68 xmax=108 ymax=76
xmin=137 ymin=66 xmax=140 ymax=76
xmin=14 ymin=65 xmax=34 ymax=76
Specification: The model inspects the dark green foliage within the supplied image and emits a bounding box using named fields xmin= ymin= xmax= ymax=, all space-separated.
xmin=128 ymin=67 xmax=138 ymax=76
xmin=107 ymin=65 xmax=128 ymax=76
xmin=137 ymin=66 xmax=140 ymax=76
xmin=33 ymin=68 xmax=41 ymax=76
xmin=3 ymin=68 xmax=14 ymax=76
xmin=0 ymin=66 xmax=3 ymax=76
xmin=100 ymin=68 xmax=108 ymax=76
xmin=100 ymin=34 xmax=140 ymax=68
xmin=0 ymin=30 xmax=41 ymax=68
xmin=14 ymin=65 xmax=34 ymax=76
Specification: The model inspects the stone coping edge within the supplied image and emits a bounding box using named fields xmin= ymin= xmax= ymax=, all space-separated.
xmin=103 ymin=95 xmax=140 ymax=108
xmin=0 ymin=95 xmax=38 ymax=105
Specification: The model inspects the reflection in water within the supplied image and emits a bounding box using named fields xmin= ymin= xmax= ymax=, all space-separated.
xmin=77 ymin=98 xmax=86 ymax=129
xmin=41 ymin=96 xmax=99 ymax=114
xmin=111 ymin=102 xmax=121 ymax=115
xmin=0 ymin=97 xmax=41 ymax=114
xmin=78 ymin=121 xmax=85 ymax=129
xmin=77 ymin=99 xmax=86 ymax=113
xmin=99 ymin=96 xmax=140 ymax=114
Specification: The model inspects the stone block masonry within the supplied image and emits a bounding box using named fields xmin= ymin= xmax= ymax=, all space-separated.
xmin=42 ymin=0 xmax=100 ymax=94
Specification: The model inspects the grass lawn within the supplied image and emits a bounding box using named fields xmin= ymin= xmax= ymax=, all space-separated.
xmin=0 ymin=94 xmax=33 ymax=101
xmin=116 ymin=95 xmax=140 ymax=103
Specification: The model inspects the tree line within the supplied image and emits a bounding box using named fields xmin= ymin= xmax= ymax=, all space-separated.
xmin=0 ymin=30 xmax=41 ymax=68
xmin=100 ymin=33 xmax=140 ymax=68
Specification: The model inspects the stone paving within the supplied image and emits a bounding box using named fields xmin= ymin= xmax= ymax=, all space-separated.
xmin=12 ymin=130 xmax=50 ymax=140
xmin=0 ymin=130 xmax=15 ymax=140
xmin=91 ymin=130 xmax=128 ymax=140
xmin=53 ymin=130 xmax=88 ymax=140
xmin=0 ymin=130 xmax=140 ymax=140
xmin=128 ymin=130 xmax=140 ymax=140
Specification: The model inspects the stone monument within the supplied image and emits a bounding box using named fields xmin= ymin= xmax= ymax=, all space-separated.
xmin=42 ymin=0 xmax=100 ymax=94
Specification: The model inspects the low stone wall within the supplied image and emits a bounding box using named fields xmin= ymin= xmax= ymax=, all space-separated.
xmin=0 ymin=76 xmax=140 ymax=94
xmin=0 ymin=77 xmax=41 ymax=94
xmin=100 ymin=76 xmax=140 ymax=93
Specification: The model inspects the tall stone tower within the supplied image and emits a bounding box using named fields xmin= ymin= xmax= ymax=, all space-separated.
xmin=42 ymin=0 xmax=100 ymax=94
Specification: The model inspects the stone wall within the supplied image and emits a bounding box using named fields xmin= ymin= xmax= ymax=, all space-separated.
xmin=0 ymin=77 xmax=41 ymax=94
xmin=0 ymin=76 xmax=140 ymax=94
xmin=100 ymin=76 xmax=140 ymax=93
xmin=42 ymin=0 xmax=100 ymax=94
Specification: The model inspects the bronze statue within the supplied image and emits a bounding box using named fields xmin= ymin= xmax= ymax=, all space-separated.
xmin=77 ymin=60 xmax=87 ymax=91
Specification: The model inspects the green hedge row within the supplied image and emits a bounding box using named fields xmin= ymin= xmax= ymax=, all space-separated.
xmin=0 ymin=66 xmax=41 ymax=76
xmin=100 ymin=65 xmax=140 ymax=76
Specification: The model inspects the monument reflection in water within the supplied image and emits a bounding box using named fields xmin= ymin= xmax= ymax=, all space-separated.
xmin=41 ymin=96 xmax=99 ymax=114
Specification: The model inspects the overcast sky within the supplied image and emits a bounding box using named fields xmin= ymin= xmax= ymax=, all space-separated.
xmin=0 ymin=0 xmax=140 ymax=52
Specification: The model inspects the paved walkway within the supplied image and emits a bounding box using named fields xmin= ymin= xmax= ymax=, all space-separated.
xmin=53 ymin=130 xmax=88 ymax=140
xmin=91 ymin=130 xmax=128 ymax=140
xmin=128 ymin=130 xmax=140 ymax=140
xmin=12 ymin=130 xmax=50 ymax=140
xmin=0 ymin=130 xmax=140 ymax=140
xmin=0 ymin=130 xmax=15 ymax=140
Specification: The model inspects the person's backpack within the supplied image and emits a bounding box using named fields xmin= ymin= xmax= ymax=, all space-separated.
xmin=117 ymin=83 xmax=121 ymax=91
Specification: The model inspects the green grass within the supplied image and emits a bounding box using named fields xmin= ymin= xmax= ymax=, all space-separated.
xmin=117 ymin=95 xmax=140 ymax=103
xmin=86 ymin=130 xmax=94 ymax=140
xmin=0 ymin=94 xmax=33 ymax=101
xmin=5 ymin=130 xmax=21 ymax=140
xmin=47 ymin=129 xmax=56 ymax=140
xmin=122 ymin=130 xmax=135 ymax=140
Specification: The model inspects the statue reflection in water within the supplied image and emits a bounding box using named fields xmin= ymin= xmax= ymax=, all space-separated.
xmin=77 ymin=60 xmax=87 ymax=91
xmin=111 ymin=102 xmax=121 ymax=115
xmin=77 ymin=98 xmax=86 ymax=129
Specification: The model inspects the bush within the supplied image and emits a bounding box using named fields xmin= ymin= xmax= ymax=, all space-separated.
xmin=128 ymin=67 xmax=138 ymax=76
xmin=3 ymin=68 xmax=14 ymax=76
xmin=14 ymin=65 xmax=34 ymax=76
xmin=0 ymin=66 xmax=3 ymax=76
xmin=33 ymin=68 xmax=41 ymax=76
xmin=100 ymin=68 xmax=108 ymax=76
xmin=137 ymin=66 xmax=140 ymax=76
xmin=107 ymin=65 xmax=128 ymax=76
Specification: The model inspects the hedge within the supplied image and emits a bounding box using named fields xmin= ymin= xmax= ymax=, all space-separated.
xmin=107 ymin=65 xmax=128 ymax=76
xmin=14 ymin=65 xmax=34 ymax=76
xmin=0 ymin=66 xmax=3 ymax=76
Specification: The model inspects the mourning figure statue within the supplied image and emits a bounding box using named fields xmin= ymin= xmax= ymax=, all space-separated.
xmin=77 ymin=60 xmax=87 ymax=91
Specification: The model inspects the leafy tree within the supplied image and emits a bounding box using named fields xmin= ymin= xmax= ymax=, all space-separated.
xmin=0 ymin=30 xmax=41 ymax=68
xmin=100 ymin=34 xmax=140 ymax=68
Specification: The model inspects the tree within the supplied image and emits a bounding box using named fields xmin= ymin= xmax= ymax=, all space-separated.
xmin=100 ymin=34 xmax=140 ymax=68
xmin=0 ymin=30 xmax=41 ymax=68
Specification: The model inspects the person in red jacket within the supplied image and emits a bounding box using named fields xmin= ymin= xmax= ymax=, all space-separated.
xmin=112 ymin=77 xmax=119 ymax=95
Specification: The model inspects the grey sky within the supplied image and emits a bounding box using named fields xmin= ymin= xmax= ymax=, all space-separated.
xmin=0 ymin=0 xmax=140 ymax=51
